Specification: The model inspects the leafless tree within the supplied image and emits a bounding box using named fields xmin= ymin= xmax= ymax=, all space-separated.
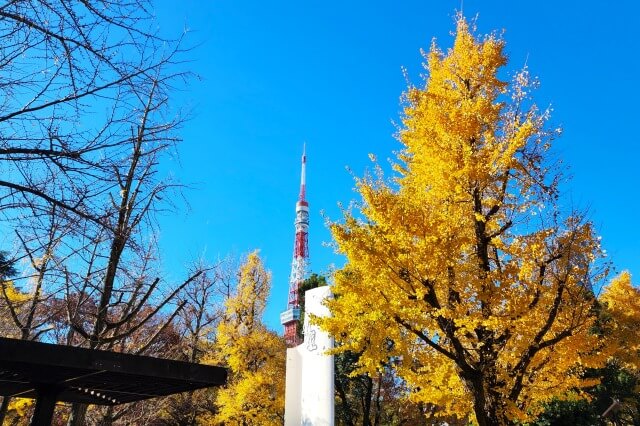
xmin=180 ymin=256 xmax=242 ymax=362
xmin=2 ymin=210 xmax=65 ymax=340
xmin=153 ymin=256 xmax=240 ymax=426
xmin=0 ymin=1 xmax=197 ymax=424
xmin=59 ymin=82 xmax=199 ymax=425
xmin=0 ymin=191 xmax=83 ymax=421
xmin=0 ymin=0 xmax=187 ymax=226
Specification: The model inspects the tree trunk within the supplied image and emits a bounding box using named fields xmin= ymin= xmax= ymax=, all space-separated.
xmin=67 ymin=403 xmax=88 ymax=426
xmin=373 ymin=374 xmax=382 ymax=426
xmin=335 ymin=376 xmax=355 ymax=426
xmin=0 ymin=396 xmax=9 ymax=424
xmin=467 ymin=376 xmax=508 ymax=426
xmin=97 ymin=406 xmax=115 ymax=425
xmin=362 ymin=375 xmax=373 ymax=426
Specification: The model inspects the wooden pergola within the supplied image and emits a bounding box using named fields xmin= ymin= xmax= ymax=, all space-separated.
xmin=0 ymin=337 xmax=227 ymax=425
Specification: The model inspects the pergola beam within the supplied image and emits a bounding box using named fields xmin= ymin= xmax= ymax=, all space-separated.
xmin=0 ymin=337 xmax=227 ymax=425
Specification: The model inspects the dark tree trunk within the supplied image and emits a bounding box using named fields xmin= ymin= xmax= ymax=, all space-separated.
xmin=362 ymin=375 xmax=373 ymax=426
xmin=67 ymin=403 xmax=88 ymax=426
xmin=0 ymin=397 xmax=9 ymax=424
xmin=335 ymin=375 xmax=355 ymax=426
xmin=466 ymin=376 xmax=508 ymax=426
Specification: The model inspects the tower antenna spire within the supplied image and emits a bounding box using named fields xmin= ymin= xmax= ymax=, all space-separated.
xmin=299 ymin=142 xmax=306 ymax=201
xmin=281 ymin=144 xmax=310 ymax=347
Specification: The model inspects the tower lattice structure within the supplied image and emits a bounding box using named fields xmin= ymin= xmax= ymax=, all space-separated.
xmin=280 ymin=147 xmax=309 ymax=347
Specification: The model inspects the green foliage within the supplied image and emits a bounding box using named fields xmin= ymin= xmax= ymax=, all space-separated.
xmin=299 ymin=273 xmax=328 ymax=296
xmin=530 ymin=399 xmax=598 ymax=426
xmin=334 ymin=350 xmax=367 ymax=426
xmin=335 ymin=349 xmax=430 ymax=425
xmin=297 ymin=273 xmax=328 ymax=339
xmin=530 ymin=361 xmax=640 ymax=425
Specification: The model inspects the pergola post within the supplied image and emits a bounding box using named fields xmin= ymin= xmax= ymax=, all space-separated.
xmin=30 ymin=386 xmax=59 ymax=426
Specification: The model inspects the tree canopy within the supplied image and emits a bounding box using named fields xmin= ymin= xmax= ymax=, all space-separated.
xmin=320 ymin=17 xmax=615 ymax=425
xmin=204 ymin=251 xmax=286 ymax=426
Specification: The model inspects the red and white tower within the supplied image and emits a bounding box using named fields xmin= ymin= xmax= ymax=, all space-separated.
xmin=280 ymin=146 xmax=309 ymax=347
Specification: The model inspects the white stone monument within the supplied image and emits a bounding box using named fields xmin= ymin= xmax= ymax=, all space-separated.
xmin=284 ymin=286 xmax=334 ymax=425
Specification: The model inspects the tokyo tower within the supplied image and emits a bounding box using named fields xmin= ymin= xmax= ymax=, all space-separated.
xmin=280 ymin=146 xmax=309 ymax=347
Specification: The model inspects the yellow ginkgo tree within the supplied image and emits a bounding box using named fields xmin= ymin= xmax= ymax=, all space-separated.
xmin=600 ymin=271 xmax=640 ymax=372
xmin=321 ymin=16 xmax=611 ymax=425
xmin=203 ymin=251 xmax=285 ymax=426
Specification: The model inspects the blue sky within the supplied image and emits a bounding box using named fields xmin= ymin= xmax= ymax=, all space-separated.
xmin=153 ymin=1 xmax=640 ymax=330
